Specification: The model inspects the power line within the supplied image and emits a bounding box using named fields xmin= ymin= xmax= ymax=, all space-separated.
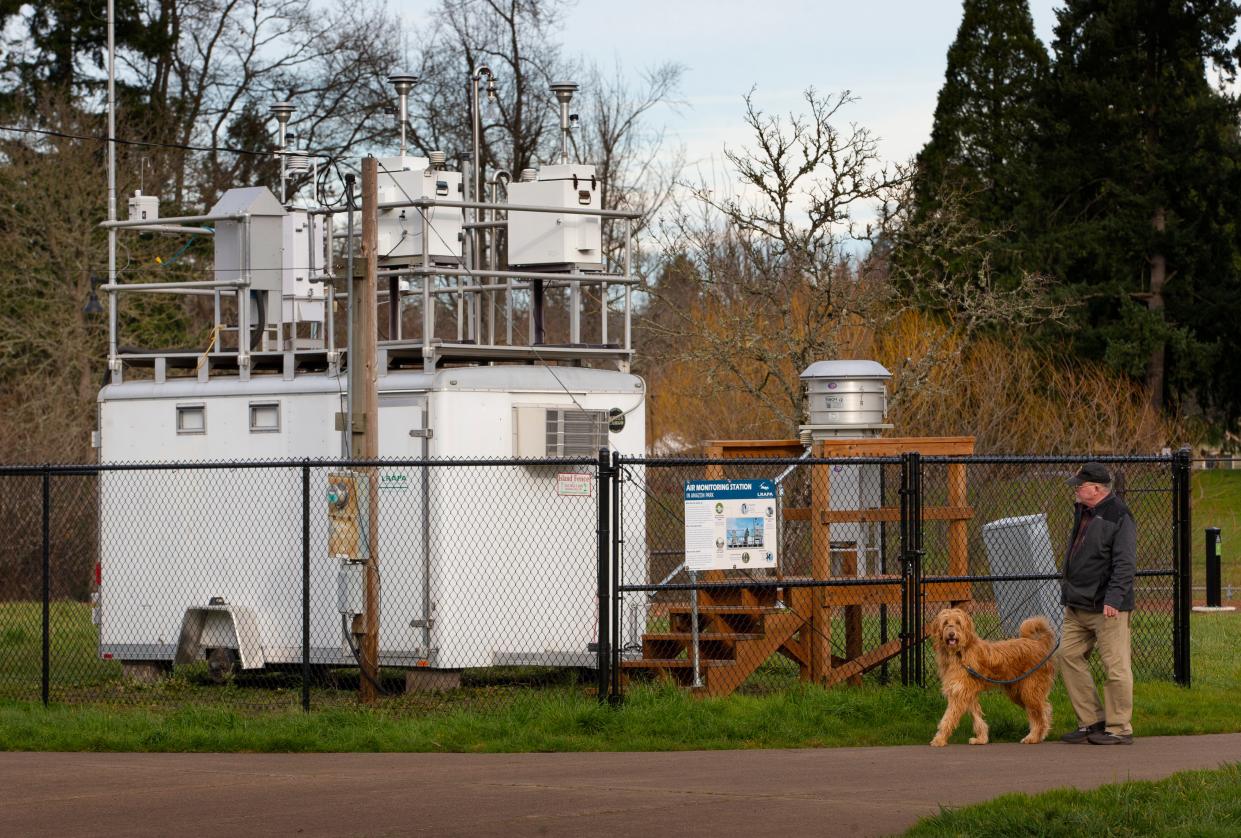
xmin=0 ymin=123 xmax=331 ymax=159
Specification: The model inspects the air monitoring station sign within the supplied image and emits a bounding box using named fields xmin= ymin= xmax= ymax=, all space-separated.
xmin=684 ymin=479 xmax=778 ymax=571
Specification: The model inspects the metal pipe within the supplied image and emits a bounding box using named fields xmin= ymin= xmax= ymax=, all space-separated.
xmin=569 ymin=269 xmax=581 ymax=344
xmin=383 ymin=197 xmax=638 ymax=219
xmin=422 ymin=198 xmax=432 ymax=367
xmin=374 ymin=280 xmax=595 ymax=295
xmin=324 ymin=212 xmax=336 ymax=358
xmin=420 ymin=403 xmax=432 ymax=657
xmin=345 ymin=175 xmax=356 ymax=458
xmin=103 ymin=279 xmax=245 ymax=292
xmin=213 ymin=290 xmax=222 ymax=353
xmin=106 ymin=0 xmax=117 ymax=374
xmin=121 ymin=224 xmax=214 ymax=237
xmin=239 ymin=215 xmax=252 ymax=368
xmin=470 ymin=66 xmax=494 ymax=209
xmin=395 ymin=266 xmax=638 ymax=284
xmin=624 ymin=218 xmax=633 ymax=353
xmin=109 ymin=286 xmax=221 ymax=296
xmin=102 ymin=212 xmax=249 ymax=229
xmin=487 ymin=167 xmax=511 ymax=346
xmin=689 ymin=568 xmax=702 ymax=688
xmin=471 ymin=69 xmax=495 ymax=342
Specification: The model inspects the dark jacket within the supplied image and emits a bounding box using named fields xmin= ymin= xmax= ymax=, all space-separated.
xmin=1061 ymin=493 xmax=1136 ymax=612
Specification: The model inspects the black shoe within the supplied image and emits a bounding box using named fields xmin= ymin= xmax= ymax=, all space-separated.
xmin=1087 ymin=730 xmax=1133 ymax=745
xmin=1060 ymin=721 xmax=1105 ymax=743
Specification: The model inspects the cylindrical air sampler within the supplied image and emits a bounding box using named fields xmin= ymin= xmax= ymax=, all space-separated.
xmin=549 ymin=82 xmax=578 ymax=164
xmin=270 ymin=101 xmax=294 ymax=203
xmin=388 ymin=73 xmax=418 ymax=158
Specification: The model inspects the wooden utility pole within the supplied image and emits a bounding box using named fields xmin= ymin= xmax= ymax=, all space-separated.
xmin=353 ymin=157 xmax=381 ymax=703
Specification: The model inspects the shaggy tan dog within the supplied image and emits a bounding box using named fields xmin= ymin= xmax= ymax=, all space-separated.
xmin=929 ymin=607 xmax=1056 ymax=747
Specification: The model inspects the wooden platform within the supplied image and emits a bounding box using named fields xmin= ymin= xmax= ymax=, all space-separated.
xmin=623 ymin=435 xmax=976 ymax=697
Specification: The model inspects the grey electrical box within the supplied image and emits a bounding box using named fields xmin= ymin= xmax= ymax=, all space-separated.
xmin=336 ymin=561 xmax=365 ymax=616
xmin=981 ymin=513 xmax=1063 ymax=638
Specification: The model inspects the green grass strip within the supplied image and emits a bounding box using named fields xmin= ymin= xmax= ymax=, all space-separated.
xmin=3 ymin=673 xmax=1240 ymax=752
xmin=904 ymin=763 xmax=1241 ymax=837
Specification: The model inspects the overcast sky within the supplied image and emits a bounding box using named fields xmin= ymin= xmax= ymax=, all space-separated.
xmin=396 ymin=0 xmax=1062 ymax=173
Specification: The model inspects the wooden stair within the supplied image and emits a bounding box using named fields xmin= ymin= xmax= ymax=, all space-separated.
xmin=621 ymin=582 xmax=929 ymax=697
xmin=622 ymin=584 xmax=809 ymax=696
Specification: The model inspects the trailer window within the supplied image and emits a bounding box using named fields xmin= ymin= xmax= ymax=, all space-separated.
xmin=249 ymin=401 xmax=281 ymax=433
xmin=176 ymin=404 xmax=206 ymax=434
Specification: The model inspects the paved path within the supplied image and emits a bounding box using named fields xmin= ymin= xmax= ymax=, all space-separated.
xmin=3 ymin=734 xmax=1239 ymax=837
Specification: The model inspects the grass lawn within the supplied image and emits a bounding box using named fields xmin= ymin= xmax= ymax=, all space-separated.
xmin=903 ymin=763 xmax=1241 ymax=837
xmin=0 ymin=609 xmax=1236 ymax=752
xmin=1192 ymin=468 xmax=1241 ymax=591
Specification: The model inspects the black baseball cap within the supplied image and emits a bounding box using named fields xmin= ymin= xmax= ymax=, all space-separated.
xmin=1068 ymin=462 xmax=1112 ymax=486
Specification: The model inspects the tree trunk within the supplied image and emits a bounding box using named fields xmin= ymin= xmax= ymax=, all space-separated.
xmin=1145 ymin=207 xmax=1166 ymax=410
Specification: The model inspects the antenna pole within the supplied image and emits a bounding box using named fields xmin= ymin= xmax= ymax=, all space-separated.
xmin=106 ymin=0 xmax=118 ymax=374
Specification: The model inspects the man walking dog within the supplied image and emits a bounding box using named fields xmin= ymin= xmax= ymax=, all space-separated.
xmin=1057 ymin=462 xmax=1137 ymax=745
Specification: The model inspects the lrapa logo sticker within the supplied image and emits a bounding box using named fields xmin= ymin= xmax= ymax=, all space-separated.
xmin=379 ymin=472 xmax=409 ymax=491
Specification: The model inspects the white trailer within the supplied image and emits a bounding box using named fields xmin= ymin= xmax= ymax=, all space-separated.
xmin=97 ymin=366 xmax=645 ymax=672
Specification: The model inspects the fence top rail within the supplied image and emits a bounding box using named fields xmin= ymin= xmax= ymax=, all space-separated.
xmin=0 ymin=456 xmax=600 ymax=475
xmin=920 ymin=454 xmax=1175 ymax=465
xmin=1 ymin=452 xmax=1184 ymax=476
xmin=617 ymin=455 xmax=903 ymax=467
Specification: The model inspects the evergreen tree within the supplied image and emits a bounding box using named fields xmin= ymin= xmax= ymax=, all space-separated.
xmin=908 ymin=0 xmax=1049 ymax=287
xmin=1039 ymin=0 xmax=1241 ymax=420
xmin=0 ymin=0 xmax=154 ymax=112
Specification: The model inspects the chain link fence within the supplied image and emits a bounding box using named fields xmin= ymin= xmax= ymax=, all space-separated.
xmin=0 ymin=459 xmax=605 ymax=711
xmin=612 ymin=452 xmax=1189 ymax=698
xmin=0 ymin=451 xmax=1191 ymax=711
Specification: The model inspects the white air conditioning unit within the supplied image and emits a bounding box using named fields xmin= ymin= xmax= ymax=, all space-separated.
xmin=513 ymin=406 xmax=607 ymax=457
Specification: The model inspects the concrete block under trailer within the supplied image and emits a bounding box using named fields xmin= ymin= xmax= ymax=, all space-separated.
xmin=95 ymin=366 xmax=646 ymax=674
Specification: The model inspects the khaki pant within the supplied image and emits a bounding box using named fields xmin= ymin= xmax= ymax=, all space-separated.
xmin=1056 ymin=607 xmax=1133 ymax=736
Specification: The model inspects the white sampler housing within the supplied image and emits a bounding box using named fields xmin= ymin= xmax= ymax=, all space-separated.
xmin=94 ymin=80 xmax=646 ymax=677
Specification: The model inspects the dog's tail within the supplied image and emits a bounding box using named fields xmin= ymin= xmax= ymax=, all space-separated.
xmin=1020 ymin=616 xmax=1055 ymax=648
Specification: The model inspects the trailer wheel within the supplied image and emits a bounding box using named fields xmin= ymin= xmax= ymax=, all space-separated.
xmin=206 ymin=647 xmax=239 ymax=683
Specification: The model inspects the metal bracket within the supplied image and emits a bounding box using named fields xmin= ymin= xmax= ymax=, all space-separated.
xmin=408 ymin=428 xmax=433 ymax=438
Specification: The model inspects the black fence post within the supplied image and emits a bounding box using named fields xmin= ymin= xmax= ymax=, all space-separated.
xmin=910 ymin=452 xmax=925 ymax=688
xmin=41 ymin=467 xmax=50 ymax=708
xmin=596 ymin=448 xmax=613 ymax=704
xmin=610 ymin=450 xmax=623 ymax=705
xmin=1174 ymin=448 xmax=1192 ymax=685
xmin=899 ymin=453 xmax=910 ymax=686
xmin=302 ymin=462 xmax=311 ymax=712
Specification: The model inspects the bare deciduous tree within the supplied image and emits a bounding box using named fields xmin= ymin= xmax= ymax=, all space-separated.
xmin=645 ymin=89 xmax=903 ymax=430
xmin=120 ymin=0 xmax=402 ymax=206
xmin=641 ymin=88 xmax=1071 ymax=449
